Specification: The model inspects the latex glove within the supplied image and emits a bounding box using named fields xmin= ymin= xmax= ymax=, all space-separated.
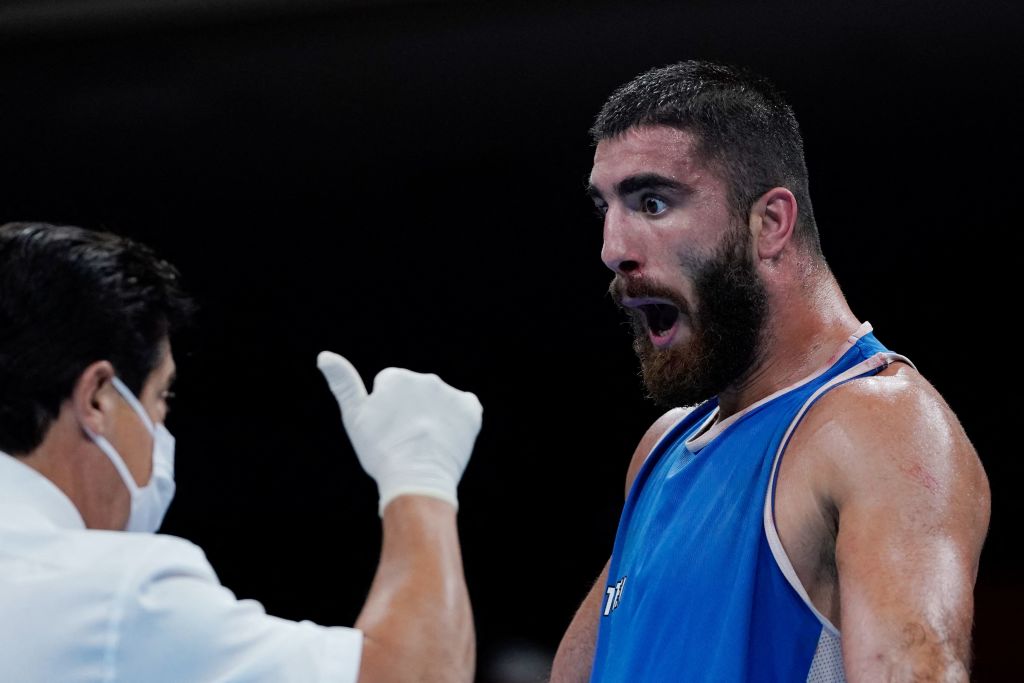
xmin=317 ymin=351 xmax=482 ymax=515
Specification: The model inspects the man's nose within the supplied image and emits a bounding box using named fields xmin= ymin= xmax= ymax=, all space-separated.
xmin=601 ymin=208 xmax=642 ymax=276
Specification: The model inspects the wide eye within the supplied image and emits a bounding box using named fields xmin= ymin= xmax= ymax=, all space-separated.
xmin=641 ymin=195 xmax=667 ymax=215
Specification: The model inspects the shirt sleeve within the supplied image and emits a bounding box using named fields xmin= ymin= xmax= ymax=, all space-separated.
xmin=113 ymin=535 xmax=362 ymax=683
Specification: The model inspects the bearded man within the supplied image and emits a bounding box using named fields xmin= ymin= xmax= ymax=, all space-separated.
xmin=551 ymin=61 xmax=989 ymax=683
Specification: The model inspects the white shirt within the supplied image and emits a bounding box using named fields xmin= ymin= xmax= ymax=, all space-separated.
xmin=0 ymin=451 xmax=362 ymax=682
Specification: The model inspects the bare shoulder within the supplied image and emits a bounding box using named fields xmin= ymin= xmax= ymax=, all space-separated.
xmin=624 ymin=407 xmax=693 ymax=496
xmin=789 ymin=361 xmax=989 ymax=525
xmin=783 ymin=363 xmax=991 ymax=674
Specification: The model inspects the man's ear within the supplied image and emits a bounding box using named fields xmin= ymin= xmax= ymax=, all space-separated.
xmin=750 ymin=187 xmax=798 ymax=261
xmin=71 ymin=361 xmax=117 ymax=436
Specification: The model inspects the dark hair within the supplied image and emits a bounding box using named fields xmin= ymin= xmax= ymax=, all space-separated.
xmin=591 ymin=60 xmax=822 ymax=255
xmin=0 ymin=222 xmax=194 ymax=454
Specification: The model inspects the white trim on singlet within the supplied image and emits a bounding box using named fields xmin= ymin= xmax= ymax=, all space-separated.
xmin=647 ymin=406 xmax=698 ymax=457
xmin=686 ymin=322 xmax=877 ymax=453
xmin=761 ymin=348 xmax=916 ymax=636
xmin=626 ymin=407 xmax=699 ymax=485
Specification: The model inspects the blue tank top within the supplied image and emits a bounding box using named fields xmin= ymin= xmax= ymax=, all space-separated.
xmin=590 ymin=323 xmax=912 ymax=682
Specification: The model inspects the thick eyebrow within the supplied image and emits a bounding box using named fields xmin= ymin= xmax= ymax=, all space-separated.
xmin=616 ymin=173 xmax=690 ymax=197
xmin=585 ymin=173 xmax=692 ymax=203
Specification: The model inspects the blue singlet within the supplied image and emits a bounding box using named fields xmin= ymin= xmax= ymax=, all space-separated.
xmin=590 ymin=322 xmax=912 ymax=682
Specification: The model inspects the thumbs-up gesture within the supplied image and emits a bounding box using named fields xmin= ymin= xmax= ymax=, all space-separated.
xmin=317 ymin=352 xmax=483 ymax=515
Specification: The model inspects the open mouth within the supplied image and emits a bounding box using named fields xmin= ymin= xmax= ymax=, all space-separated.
xmin=638 ymin=302 xmax=680 ymax=337
xmin=621 ymin=298 xmax=683 ymax=347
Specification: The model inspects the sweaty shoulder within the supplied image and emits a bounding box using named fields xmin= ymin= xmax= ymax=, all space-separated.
xmin=624 ymin=407 xmax=693 ymax=497
xmin=787 ymin=362 xmax=989 ymax=520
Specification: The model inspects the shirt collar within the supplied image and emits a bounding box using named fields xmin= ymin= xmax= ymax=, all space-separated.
xmin=0 ymin=450 xmax=87 ymax=530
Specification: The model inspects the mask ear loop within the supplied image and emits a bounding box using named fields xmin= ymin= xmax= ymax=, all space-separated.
xmin=87 ymin=376 xmax=176 ymax=532
xmin=109 ymin=376 xmax=156 ymax=436
xmin=87 ymin=431 xmax=142 ymax=497
xmin=85 ymin=376 xmax=156 ymax=494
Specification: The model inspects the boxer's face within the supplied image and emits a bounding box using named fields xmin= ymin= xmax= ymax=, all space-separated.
xmin=588 ymin=125 xmax=767 ymax=406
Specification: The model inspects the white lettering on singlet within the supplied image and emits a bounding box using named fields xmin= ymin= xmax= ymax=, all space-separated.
xmin=602 ymin=576 xmax=628 ymax=616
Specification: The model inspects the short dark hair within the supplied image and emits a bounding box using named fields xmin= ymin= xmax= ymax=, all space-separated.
xmin=0 ymin=222 xmax=194 ymax=454
xmin=591 ymin=60 xmax=822 ymax=255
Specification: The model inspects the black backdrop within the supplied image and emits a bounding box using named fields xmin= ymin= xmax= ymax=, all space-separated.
xmin=1 ymin=1 xmax=1019 ymax=679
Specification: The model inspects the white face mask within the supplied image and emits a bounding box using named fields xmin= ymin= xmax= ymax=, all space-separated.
xmin=86 ymin=376 xmax=176 ymax=533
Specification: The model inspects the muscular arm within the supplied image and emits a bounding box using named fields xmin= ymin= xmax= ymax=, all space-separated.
xmin=550 ymin=408 xmax=691 ymax=682
xmin=355 ymin=496 xmax=473 ymax=683
xmin=794 ymin=370 xmax=990 ymax=681
xmin=550 ymin=560 xmax=609 ymax=683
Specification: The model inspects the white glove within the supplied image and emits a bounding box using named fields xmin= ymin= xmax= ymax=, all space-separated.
xmin=317 ymin=351 xmax=483 ymax=515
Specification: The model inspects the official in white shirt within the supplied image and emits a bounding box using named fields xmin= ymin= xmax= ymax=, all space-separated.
xmin=0 ymin=221 xmax=482 ymax=682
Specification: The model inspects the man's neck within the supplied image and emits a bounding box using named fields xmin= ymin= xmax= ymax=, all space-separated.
xmin=21 ymin=415 xmax=127 ymax=530
xmin=716 ymin=272 xmax=859 ymax=419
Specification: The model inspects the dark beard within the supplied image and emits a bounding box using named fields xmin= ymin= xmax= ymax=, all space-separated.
xmin=616 ymin=230 xmax=769 ymax=408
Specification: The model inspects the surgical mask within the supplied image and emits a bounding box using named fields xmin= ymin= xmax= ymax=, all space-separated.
xmin=86 ymin=376 xmax=176 ymax=533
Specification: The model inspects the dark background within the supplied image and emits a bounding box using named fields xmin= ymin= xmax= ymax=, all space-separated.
xmin=1 ymin=1 xmax=1018 ymax=679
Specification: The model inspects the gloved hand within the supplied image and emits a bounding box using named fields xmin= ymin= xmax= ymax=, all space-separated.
xmin=317 ymin=351 xmax=483 ymax=515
